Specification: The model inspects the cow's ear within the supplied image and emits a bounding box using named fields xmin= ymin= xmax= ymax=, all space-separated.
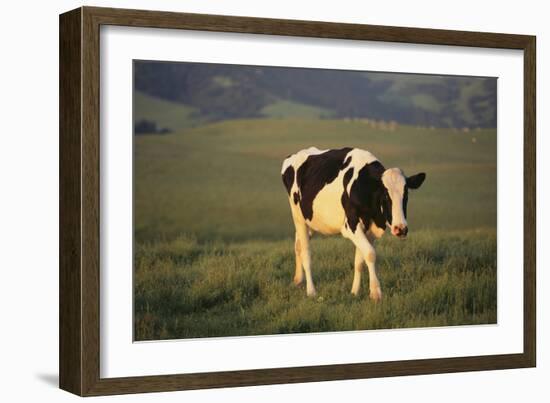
xmin=407 ymin=172 xmax=426 ymax=189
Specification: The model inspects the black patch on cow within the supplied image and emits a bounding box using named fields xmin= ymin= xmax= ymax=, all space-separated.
xmin=282 ymin=165 xmax=295 ymax=195
xmin=401 ymin=186 xmax=410 ymax=219
xmin=381 ymin=188 xmax=392 ymax=225
xmin=342 ymin=156 xmax=352 ymax=169
xmin=343 ymin=161 xmax=388 ymax=233
xmin=293 ymin=191 xmax=300 ymax=205
xmin=340 ymin=167 xmax=357 ymax=229
xmin=362 ymin=160 xmax=386 ymax=180
xmin=343 ymin=167 xmax=354 ymax=190
xmin=296 ymin=147 xmax=353 ymax=220
xmin=341 ymin=188 xmax=360 ymax=232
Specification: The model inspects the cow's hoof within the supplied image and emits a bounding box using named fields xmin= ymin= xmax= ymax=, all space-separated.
xmin=369 ymin=287 xmax=382 ymax=302
xmin=307 ymin=288 xmax=317 ymax=297
xmin=293 ymin=276 xmax=304 ymax=286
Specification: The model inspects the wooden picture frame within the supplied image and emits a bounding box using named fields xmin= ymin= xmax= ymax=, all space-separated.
xmin=59 ymin=6 xmax=536 ymax=396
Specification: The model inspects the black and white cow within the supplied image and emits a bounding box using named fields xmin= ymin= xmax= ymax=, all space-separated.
xmin=281 ymin=147 xmax=425 ymax=301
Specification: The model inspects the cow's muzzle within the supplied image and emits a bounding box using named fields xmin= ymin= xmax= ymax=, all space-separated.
xmin=391 ymin=225 xmax=408 ymax=238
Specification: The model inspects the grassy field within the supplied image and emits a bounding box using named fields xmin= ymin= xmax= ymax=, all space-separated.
xmin=134 ymin=118 xmax=497 ymax=341
xmin=260 ymin=99 xmax=336 ymax=119
xmin=134 ymin=91 xmax=201 ymax=131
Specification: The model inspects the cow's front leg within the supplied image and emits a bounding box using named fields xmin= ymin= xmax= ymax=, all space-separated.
xmin=351 ymin=247 xmax=364 ymax=296
xmin=343 ymin=225 xmax=382 ymax=301
xmin=296 ymin=224 xmax=316 ymax=297
xmin=364 ymin=232 xmax=382 ymax=301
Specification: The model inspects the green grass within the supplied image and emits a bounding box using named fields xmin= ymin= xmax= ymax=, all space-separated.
xmin=133 ymin=91 xmax=200 ymax=131
xmin=260 ymin=99 xmax=336 ymax=119
xmin=134 ymin=118 xmax=497 ymax=340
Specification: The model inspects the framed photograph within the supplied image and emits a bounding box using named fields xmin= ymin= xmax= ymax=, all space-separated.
xmin=59 ymin=6 xmax=536 ymax=396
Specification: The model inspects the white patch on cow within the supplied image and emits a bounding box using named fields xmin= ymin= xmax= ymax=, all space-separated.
xmin=382 ymin=168 xmax=407 ymax=228
xmin=309 ymin=169 xmax=348 ymax=235
xmin=345 ymin=148 xmax=378 ymax=195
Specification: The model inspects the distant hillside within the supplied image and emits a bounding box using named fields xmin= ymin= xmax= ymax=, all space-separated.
xmin=134 ymin=61 xmax=496 ymax=130
xmin=260 ymin=99 xmax=336 ymax=119
xmin=134 ymin=91 xmax=200 ymax=131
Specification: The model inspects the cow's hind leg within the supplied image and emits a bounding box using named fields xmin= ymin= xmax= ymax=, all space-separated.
xmin=351 ymin=247 xmax=364 ymax=295
xmin=293 ymin=232 xmax=304 ymax=286
xmin=295 ymin=223 xmax=316 ymax=297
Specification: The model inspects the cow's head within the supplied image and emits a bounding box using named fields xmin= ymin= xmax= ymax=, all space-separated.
xmin=381 ymin=168 xmax=426 ymax=238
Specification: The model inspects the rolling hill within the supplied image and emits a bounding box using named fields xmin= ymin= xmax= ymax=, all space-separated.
xmin=134 ymin=60 xmax=497 ymax=131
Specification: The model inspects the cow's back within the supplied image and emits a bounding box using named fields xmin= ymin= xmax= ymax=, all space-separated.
xmin=281 ymin=147 xmax=327 ymax=176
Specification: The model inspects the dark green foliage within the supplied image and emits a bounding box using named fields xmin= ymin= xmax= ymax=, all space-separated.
xmin=134 ymin=61 xmax=496 ymax=128
xmin=134 ymin=119 xmax=172 ymax=135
